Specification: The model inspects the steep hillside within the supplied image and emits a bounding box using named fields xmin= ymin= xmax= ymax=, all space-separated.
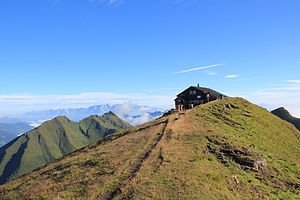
xmin=0 ymin=98 xmax=299 ymax=200
xmin=0 ymin=112 xmax=131 ymax=185
xmin=0 ymin=123 xmax=34 ymax=147
xmin=272 ymin=107 xmax=300 ymax=131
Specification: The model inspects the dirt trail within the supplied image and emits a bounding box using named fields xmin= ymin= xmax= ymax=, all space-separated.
xmin=105 ymin=120 xmax=169 ymax=200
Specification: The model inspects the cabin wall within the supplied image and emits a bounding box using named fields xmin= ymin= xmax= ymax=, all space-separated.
xmin=177 ymin=89 xmax=203 ymax=108
xmin=175 ymin=88 xmax=220 ymax=109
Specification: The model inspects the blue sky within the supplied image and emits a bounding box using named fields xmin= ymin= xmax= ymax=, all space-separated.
xmin=0 ymin=0 xmax=299 ymax=116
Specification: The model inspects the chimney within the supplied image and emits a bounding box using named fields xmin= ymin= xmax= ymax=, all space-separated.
xmin=197 ymin=83 xmax=200 ymax=87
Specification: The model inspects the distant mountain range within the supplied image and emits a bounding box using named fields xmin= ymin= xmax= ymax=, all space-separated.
xmin=0 ymin=112 xmax=131 ymax=184
xmin=2 ymin=103 xmax=164 ymax=126
xmin=0 ymin=123 xmax=34 ymax=147
xmin=272 ymin=107 xmax=300 ymax=131
xmin=23 ymin=104 xmax=121 ymax=122
xmin=0 ymin=103 xmax=163 ymax=149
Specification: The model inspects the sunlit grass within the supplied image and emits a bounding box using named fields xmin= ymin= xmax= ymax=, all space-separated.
xmin=0 ymin=98 xmax=299 ymax=200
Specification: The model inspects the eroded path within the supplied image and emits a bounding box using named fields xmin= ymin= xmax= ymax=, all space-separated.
xmin=104 ymin=120 xmax=169 ymax=200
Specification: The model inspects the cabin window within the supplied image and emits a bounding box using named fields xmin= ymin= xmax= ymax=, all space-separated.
xmin=189 ymin=90 xmax=196 ymax=95
xmin=197 ymin=95 xmax=201 ymax=99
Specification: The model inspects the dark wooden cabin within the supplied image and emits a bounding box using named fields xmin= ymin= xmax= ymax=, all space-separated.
xmin=174 ymin=85 xmax=226 ymax=110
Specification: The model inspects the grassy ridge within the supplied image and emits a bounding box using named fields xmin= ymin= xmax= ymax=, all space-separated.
xmin=0 ymin=98 xmax=299 ymax=199
xmin=189 ymin=98 xmax=300 ymax=199
xmin=0 ymin=112 xmax=131 ymax=184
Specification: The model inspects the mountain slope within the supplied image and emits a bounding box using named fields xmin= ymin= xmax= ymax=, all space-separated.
xmin=271 ymin=107 xmax=300 ymax=131
xmin=0 ymin=112 xmax=131 ymax=185
xmin=79 ymin=112 xmax=132 ymax=141
xmin=0 ymin=123 xmax=34 ymax=147
xmin=0 ymin=98 xmax=299 ymax=199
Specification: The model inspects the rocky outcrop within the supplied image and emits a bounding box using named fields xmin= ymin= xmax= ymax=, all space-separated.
xmin=206 ymin=136 xmax=267 ymax=172
xmin=206 ymin=135 xmax=300 ymax=191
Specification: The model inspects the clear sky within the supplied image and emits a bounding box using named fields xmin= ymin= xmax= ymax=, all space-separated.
xmin=0 ymin=0 xmax=299 ymax=116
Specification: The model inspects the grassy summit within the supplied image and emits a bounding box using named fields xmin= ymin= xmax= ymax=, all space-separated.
xmin=0 ymin=112 xmax=131 ymax=185
xmin=0 ymin=98 xmax=299 ymax=199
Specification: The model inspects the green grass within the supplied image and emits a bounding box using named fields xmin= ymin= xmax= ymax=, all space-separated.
xmin=0 ymin=98 xmax=299 ymax=200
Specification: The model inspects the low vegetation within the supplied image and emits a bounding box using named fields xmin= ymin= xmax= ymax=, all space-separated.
xmin=0 ymin=98 xmax=299 ymax=200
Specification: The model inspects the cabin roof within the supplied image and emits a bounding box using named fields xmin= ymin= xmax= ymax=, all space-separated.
xmin=177 ymin=86 xmax=226 ymax=98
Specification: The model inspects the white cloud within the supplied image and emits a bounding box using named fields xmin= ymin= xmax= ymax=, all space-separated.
xmin=206 ymin=71 xmax=217 ymax=75
xmin=174 ymin=64 xmax=224 ymax=74
xmin=286 ymin=80 xmax=300 ymax=84
xmin=124 ymin=113 xmax=152 ymax=126
xmin=225 ymin=74 xmax=240 ymax=78
xmin=113 ymin=101 xmax=138 ymax=116
xmin=27 ymin=120 xmax=49 ymax=128
xmin=123 ymin=113 xmax=162 ymax=126
xmin=285 ymin=106 xmax=300 ymax=118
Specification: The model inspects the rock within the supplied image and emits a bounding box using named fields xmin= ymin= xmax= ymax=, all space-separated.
xmin=207 ymin=136 xmax=267 ymax=172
